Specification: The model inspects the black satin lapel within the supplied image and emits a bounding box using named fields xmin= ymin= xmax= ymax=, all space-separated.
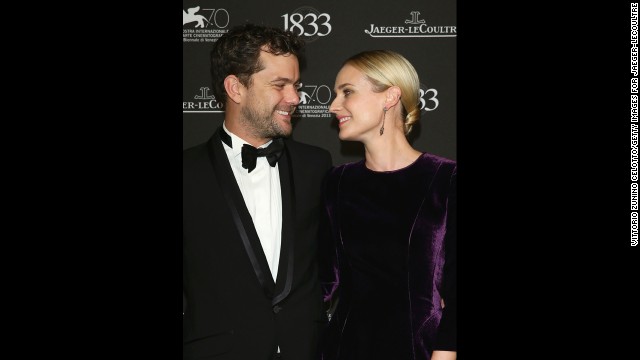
xmin=272 ymin=145 xmax=295 ymax=305
xmin=207 ymin=128 xmax=276 ymax=298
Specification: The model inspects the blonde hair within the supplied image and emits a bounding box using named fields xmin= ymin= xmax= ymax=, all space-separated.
xmin=344 ymin=50 xmax=421 ymax=135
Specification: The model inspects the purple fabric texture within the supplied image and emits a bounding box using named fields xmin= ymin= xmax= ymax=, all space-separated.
xmin=319 ymin=153 xmax=456 ymax=360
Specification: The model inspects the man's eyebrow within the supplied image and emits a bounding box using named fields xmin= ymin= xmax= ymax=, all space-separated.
xmin=269 ymin=77 xmax=299 ymax=84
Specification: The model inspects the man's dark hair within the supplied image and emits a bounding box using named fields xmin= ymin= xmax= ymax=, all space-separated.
xmin=210 ymin=23 xmax=306 ymax=103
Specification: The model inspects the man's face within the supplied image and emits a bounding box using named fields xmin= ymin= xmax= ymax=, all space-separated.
xmin=239 ymin=50 xmax=301 ymax=139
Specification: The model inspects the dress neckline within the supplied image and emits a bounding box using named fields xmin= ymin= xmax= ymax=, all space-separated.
xmin=363 ymin=153 xmax=425 ymax=174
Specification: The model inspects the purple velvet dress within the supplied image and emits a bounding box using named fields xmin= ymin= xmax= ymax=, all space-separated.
xmin=320 ymin=153 xmax=456 ymax=360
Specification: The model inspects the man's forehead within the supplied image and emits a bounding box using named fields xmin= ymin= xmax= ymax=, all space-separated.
xmin=255 ymin=51 xmax=299 ymax=77
xmin=259 ymin=49 xmax=296 ymax=61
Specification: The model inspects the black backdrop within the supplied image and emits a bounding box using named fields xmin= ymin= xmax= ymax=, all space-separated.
xmin=183 ymin=0 xmax=457 ymax=164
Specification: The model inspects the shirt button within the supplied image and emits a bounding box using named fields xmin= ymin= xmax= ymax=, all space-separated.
xmin=273 ymin=305 xmax=282 ymax=314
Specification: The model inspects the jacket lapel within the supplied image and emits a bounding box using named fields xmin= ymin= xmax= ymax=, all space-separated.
xmin=272 ymin=145 xmax=295 ymax=305
xmin=207 ymin=128 xmax=275 ymax=298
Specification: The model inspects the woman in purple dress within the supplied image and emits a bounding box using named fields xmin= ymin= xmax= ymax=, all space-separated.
xmin=320 ymin=50 xmax=456 ymax=360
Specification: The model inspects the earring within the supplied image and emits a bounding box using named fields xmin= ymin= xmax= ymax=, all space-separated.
xmin=380 ymin=107 xmax=387 ymax=136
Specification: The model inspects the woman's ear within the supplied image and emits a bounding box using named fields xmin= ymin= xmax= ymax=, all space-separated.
xmin=223 ymin=75 xmax=242 ymax=104
xmin=384 ymin=86 xmax=402 ymax=110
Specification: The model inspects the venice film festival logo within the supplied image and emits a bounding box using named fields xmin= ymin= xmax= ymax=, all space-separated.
xmin=365 ymin=11 xmax=456 ymax=38
xmin=293 ymin=83 xmax=333 ymax=119
xmin=183 ymin=5 xmax=230 ymax=43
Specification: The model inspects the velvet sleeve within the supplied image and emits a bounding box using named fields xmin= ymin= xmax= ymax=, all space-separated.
xmin=434 ymin=168 xmax=457 ymax=351
xmin=317 ymin=166 xmax=342 ymax=319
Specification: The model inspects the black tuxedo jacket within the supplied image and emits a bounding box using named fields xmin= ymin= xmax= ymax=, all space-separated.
xmin=183 ymin=127 xmax=332 ymax=360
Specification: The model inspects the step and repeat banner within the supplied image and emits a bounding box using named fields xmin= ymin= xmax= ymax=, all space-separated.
xmin=183 ymin=0 xmax=456 ymax=164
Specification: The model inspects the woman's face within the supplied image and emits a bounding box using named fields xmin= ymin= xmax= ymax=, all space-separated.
xmin=330 ymin=64 xmax=387 ymax=141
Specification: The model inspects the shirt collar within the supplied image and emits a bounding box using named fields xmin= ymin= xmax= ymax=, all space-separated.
xmin=222 ymin=122 xmax=274 ymax=159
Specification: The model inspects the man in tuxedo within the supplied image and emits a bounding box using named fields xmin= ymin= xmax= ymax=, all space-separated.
xmin=183 ymin=23 xmax=332 ymax=360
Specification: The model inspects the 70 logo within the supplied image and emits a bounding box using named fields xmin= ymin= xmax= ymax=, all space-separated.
xmin=298 ymin=84 xmax=332 ymax=105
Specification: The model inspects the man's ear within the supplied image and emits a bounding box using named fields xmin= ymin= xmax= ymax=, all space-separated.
xmin=384 ymin=86 xmax=402 ymax=110
xmin=224 ymin=75 xmax=242 ymax=104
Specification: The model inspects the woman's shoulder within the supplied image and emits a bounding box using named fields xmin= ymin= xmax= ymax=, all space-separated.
xmin=329 ymin=159 xmax=364 ymax=175
xmin=324 ymin=160 xmax=366 ymax=191
xmin=420 ymin=152 xmax=456 ymax=167
xmin=418 ymin=152 xmax=456 ymax=176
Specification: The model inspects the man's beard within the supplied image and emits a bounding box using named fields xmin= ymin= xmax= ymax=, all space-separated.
xmin=240 ymin=104 xmax=295 ymax=139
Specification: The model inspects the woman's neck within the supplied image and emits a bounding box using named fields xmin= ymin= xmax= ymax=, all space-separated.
xmin=363 ymin=134 xmax=421 ymax=172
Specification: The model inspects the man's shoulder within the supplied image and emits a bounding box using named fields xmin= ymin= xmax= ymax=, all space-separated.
xmin=284 ymin=138 xmax=329 ymax=153
xmin=183 ymin=140 xmax=212 ymax=166
xmin=284 ymin=138 xmax=331 ymax=160
xmin=284 ymin=138 xmax=332 ymax=170
xmin=183 ymin=142 xmax=206 ymax=156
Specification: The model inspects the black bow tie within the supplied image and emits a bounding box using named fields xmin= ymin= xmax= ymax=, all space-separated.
xmin=240 ymin=140 xmax=284 ymax=172
xmin=219 ymin=128 xmax=284 ymax=173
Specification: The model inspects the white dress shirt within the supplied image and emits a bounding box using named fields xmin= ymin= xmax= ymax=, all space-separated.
xmin=221 ymin=123 xmax=282 ymax=281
